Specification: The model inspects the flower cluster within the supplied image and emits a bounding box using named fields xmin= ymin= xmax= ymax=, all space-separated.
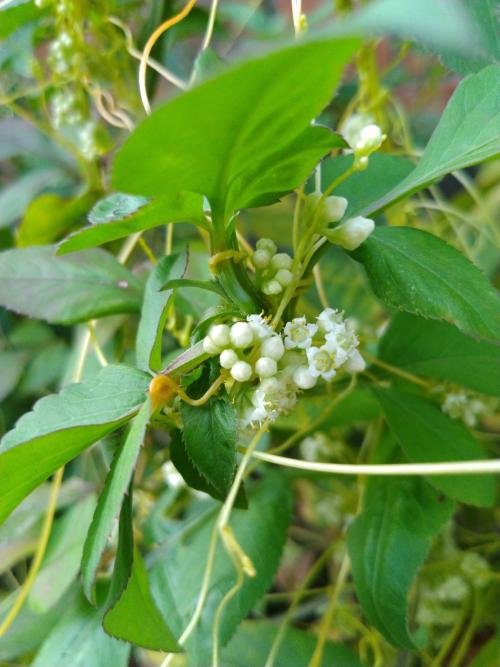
xmin=202 ymin=309 xmax=365 ymax=429
xmin=441 ymin=390 xmax=487 ymax=427
xmin=340 ymin=113 xmax=385 ymax=170
xmin=251 ymin=239 xmax=294 ymax=296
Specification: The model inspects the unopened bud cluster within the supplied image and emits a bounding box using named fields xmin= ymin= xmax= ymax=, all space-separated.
xmin=203 ymin=309 xmax=365 ymax=429
xmin=251 ymin=239 xmax=294 ymax=296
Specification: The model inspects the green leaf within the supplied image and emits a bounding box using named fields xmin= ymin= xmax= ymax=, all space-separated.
xmin=379 ymin=313 xmax=500 ymax=396
xmin=0 ymin=365 xmax=150 ymax=525
xmin=81 ymin=399 xmax=150 ymax=602
xmin=169 ymin=430 xmax=247 ymax=508
xmin=31 ymin=586 xmax=130 ymax=667
xmin=347 ymin=476 xmax=454 ymax=649
xmin=222 ymin=620 xmax=362 ymax=667
xmin=180 ymin=393 xmax=237 ymax=500
xmin=161 ymin=278 xmax=228 ymax=299
xmin=112 ymin=37 xmax=359 ymax=215
xmin=373 ymin=387 xmax=497 ymax=507
xmin=150 ymin=472 xmax=292 ymax=659
xmin=0 ymin=245 xmax=142 ymax=325
xmin=29 ymin=495 xmax=96 ymax=612
xmin=363 ymin=66 xmax=500 ymax=217
xmin=136 ymin=253 xmax=187 ymax=372
xmin=0 ymin=1 xmax=44 ymax=40
xmin=58 ymin=191 xmax=204 ymax=254
xmin=103 ymin=547 xmax=180 ymax=652
xmin=352 ymin=227 xmax=500 ymax=342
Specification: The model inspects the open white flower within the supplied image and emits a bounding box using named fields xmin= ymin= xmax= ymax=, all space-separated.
xmin=306 ymin=345 xmax=337 ymax=381
xmin=325 ymin=323 xmax=359 ymax=367
xmin=247 ymin=314 xmax=273 ymax=340
xmin=317 ymin=308 xmax=345 ymax=333
xmin=284 ymin=317 xmax=317 ymax=349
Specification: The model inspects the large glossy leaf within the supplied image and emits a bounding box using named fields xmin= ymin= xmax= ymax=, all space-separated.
xmin=112 ymin=38 xmax=359 ymax=216
xmin=31 ymin=587 xmax=130 ymax=667
xmin=373 ymin=387 xmax=497 ymax=507
xmin=58 ymin=192 xmax=204 ymax=254
xmin=180 ymin=391 xmax=238 ymax=499
xmin=379 ymin=313 xmax=500 ymax=396
xmin=81 ymin=399 xmax=150 ymax=602
xmin=363 ymin=66 xmax=500 ymax=217
xmin=352 ymin=227 xmax=500 ymax=342
xmin=347 ymin=476 xmax=454 ymax=649
xmin=0 ymin=365 xmax=150 ymax=525
xmin=0 ymin=246 xmax=142 ymax=325
xmin=150 ymin=472 xmax=292 ymax=661
xmin=136 ymin=252 xmax=187 ymax=372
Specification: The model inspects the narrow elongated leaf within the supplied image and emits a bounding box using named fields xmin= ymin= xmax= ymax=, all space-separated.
xmin=58 ymin=192 xmax=204 ymax=254
xmin=0 ymin=246 xmax=142 ymax=325
xmin=136 ymin=253 xmax=187 ymax=372
xmin=180 ymin=392 xmax=238 ymax=499
xmin=347 ymin=476 xmax=454 ymax=649
xmin=81 ymin=399 xmax=150 ymax=602
xmin=150 ymin=472 xmax=292 ymax=660
xmin=112 ymin=38 xmax=359 ymax=215
xmin=0 ymin=365 xmax=150 ymax=525
xmin=373 ymin=387 xmax=497 ymax=507
xmin=352 ymin=227 xmax=500 ymax=342
xmin=363 ymin=66 xmax=500 ymax=217
xmin=379 ymin=313 xmax=500 ymax=396
xmin=104 ymin=547 xmax=180 ymax=652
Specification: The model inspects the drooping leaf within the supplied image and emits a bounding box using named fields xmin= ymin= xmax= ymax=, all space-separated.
xmin=150 ymin=472 xmax=292 ymax=660
xmin=136 ymin=253 xmax=187 ymax=372
xmin=347 ymin=476 xmax=454 ymax=649
xmin=103 ymin=547 xmax=180 ymax=652
xmin=0 ymin=245 xmax=142 ymax=325
xmin=379 ymin=313 xmax=500 ymax=396
xmin=352 ymin=227 xmax=500 ymax=342
xmin=81 ymin=399 xmax=150 ymax=602
xmin=29 ymin=495 xmax=96 ymax=613
xmin=222 ymin=620 xmax=362 ymax=667
xmin=31 ymin=586 xmax=130 ymax=667
xmin=0 ymin=365 xmax=150 ymax=525
xmin=112 ymin=37 xmax=359 ymax=216
xmin=373 ymin=387 xmax=497 ymax=507
xmin=180 ymin=389 xmax=238 ymax=500
xmin=58 ymin=192 xmax=204 ymax=254
xmin=362 ymin=66 xmax=500 ymax=217
xmin=169 ymin=430 xmax=247 ymax=508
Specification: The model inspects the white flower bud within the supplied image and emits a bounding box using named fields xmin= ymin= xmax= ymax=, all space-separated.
xmin=219 ymin=349 xmax=239 ymax=369
xmin=262 ymin=279 xmax=283 ymax=295
xmin=203 ymin=336 xmax=220 ymax=355
xmin=275 ymin=268 xmax=293 ymax=287
xmin=304 ymin=193 xmax=348 ymax=227
xmin=230 ymin=360 xmax=252 ymax=382
xmin=230 ymin=321 xmax=254 ymax=348
xmin=208 ymin=323 xmax=230 ymax=348
xmin=255 ymin=357 xmax=278 ymax=378
xmin=256 ymin=238 xmax=277 ymax=255
xmin=356 ymin=124 xmax=383 ymax=154
xmin=261 ymin=335 xmax=285 ymax=361
xmin=324 ymin=216 xmax=375 ymax=251
xmin=252 ymin=248 xmax=272 ymax=269
xmin=271 ymin=253 xmax=292 ymax=270
xmin=343 ymin=349 xmax=366 ymax=373
xmin=323 ymin=196 xmax=348 ymax=223
xmin=293 ymin=366 xmax=317 ymax=390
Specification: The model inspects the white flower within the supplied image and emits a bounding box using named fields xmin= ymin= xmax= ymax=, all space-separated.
xmin=284 ymin=317 xmax=317 ymax=349
xmin=230 ymin=360 xmax=253 ymax=382
xmin=275 ymin=269 xmax=293 ymax=287
xmin=323 ymin=196 xmax=348 ymax=223
xmin=323 ymin=216 xmax=375 ymax=251
xmin=256 ymin=238 xmax=277 ymax=255
xmin=219 ymin=349 xmax=239 ymax=369
xmin=209 ymin=323 xmax=231 ymax=347
xmin=203 ymin=336 xmax=221 ymax=355
xmin=263 ymin=279 xmax=283 ymax=295
xmin=317 ymin=308 xmax=345 ymax=333
xmin=255 ymin=357 xmax=278 ymax=378
xmin=271 ymin=253 xmax=292 ymax=270
xmin=343 ymin=349 xmax=366 ymax=373
xmin=304 ymin=193 xmax=348 ymax=229
xmin=356 ymin=124 xmax=384 ymax=155
xmin=325 ymin=323 xmax=359 ymax=367
xmin=293 ymin=365 xmax=317 ymax=389
xmin=261 ymin=335 xmax=285 ymax=361
xmin=246 ymin=314 xmax=273 ymax=340
xmin=239 ymin=374 xmax=297 ymax=428
xmin=341 ymin=113 xmax=375 ymax=150
xmin=252 ymin=248 xmax=272 ymax=269
xmin=230 ymin=322 xmax=254 ymax=348
xmin=442 ymin=391 xmax=486 ymax=427
xmin=306 ymin=346 xmax=337 ymax=381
